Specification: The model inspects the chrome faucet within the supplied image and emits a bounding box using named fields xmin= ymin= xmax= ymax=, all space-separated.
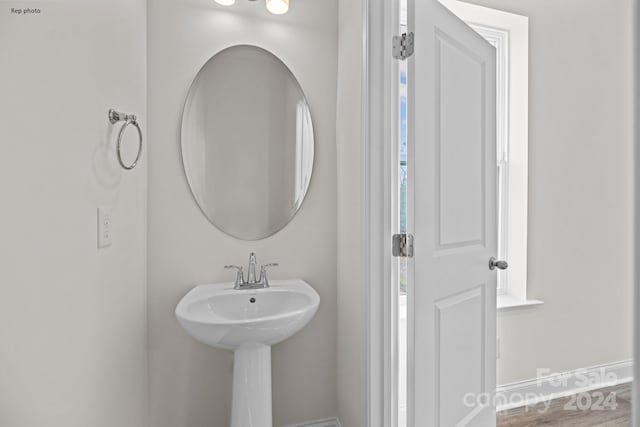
xmin=247 ymin=252 xmax=257 ymax=284
xmin=225 ymin=252 xmax=278 ymax=290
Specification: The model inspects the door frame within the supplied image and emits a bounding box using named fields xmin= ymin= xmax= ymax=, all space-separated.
xmin=365 ymin=1 xmax=639 ymax=426
xmin=362 ymin=0 xmax=400 ymax=425
xmin=634 ymin=1 xmax=639 ymax=424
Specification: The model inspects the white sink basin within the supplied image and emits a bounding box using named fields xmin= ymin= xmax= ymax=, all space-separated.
xmin=175 ymin=279 xmax=320 ymax=427
xmin=175 ymin=279 xmax=319 ymax=350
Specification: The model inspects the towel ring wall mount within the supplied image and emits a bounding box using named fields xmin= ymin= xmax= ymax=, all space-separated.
xmin=108 ymin=108 xmax=143 ymax=170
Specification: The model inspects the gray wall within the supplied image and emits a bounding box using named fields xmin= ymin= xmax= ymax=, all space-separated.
xmin=336 ymin=0 xmax=365 ymax=425
xmin=147 ymin=0 xmax=339 ymax=425
xmin=0 ymin=1 xmax=148 ymax=426
xmin=463 ymin=0 xmax=635 ymax=384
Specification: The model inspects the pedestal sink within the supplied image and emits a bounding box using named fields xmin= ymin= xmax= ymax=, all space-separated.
xmin=175 ymin=279 xmax=320 ymax=427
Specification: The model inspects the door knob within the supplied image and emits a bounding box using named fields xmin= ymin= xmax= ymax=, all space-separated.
xmin=489 ymin=257 xmax=508 ymax=270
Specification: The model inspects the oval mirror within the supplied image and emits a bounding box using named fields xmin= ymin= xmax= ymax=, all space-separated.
xmin=181 ymin=46 xmax=314 ymax=240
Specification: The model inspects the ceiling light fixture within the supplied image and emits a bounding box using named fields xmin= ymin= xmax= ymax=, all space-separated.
xmin=213 ymin=0 xmax=289 ymax=15
xmin=265 ymin=0 xmax=289 ymax=15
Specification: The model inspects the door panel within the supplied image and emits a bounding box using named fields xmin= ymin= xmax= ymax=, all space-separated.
xmin=436 ymin=32 xmax=486 ymax=249
xmin=408 ymin=1 xmax=497 ymax=426
xmin=435 ymin=286 xmax=485 ymax=426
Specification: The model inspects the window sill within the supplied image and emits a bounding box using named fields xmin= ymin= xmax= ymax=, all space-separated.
xmin=497 ymin=294 xmax=544 ymax=310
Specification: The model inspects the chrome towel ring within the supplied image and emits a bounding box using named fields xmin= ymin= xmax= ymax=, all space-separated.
xmin=108 ymin=108 xmax=143 ymax=170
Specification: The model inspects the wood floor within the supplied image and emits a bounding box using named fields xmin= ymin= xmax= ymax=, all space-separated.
xmin=497 ymin=383 xmax=632 ymax=427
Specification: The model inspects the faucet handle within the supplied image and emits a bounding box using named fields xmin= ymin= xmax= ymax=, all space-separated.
xmin=258 ymin=263 xmax=279 ymax=288
xmin=224 ymin=265 xmax=244 ymax=287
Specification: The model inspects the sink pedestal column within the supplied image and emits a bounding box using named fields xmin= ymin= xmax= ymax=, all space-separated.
xmin=231 ymin=343 xmax=272 ymax=427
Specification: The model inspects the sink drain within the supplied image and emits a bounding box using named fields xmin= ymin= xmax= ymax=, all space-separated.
xmin=249 ymin=297 xmax=256 ymax=303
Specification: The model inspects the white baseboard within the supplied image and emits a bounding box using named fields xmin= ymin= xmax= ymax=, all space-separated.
xmin=496 ymin=359 xmax=633 ymax=411
xmin=281 ymin=417 xmax=341 ymax=427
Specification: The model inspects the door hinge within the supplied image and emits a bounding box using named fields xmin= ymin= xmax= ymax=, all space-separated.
xmin=392 ymin=32 xmax=414 ymax=60
xmin=392 ymin=234 xmax=414 ymax=257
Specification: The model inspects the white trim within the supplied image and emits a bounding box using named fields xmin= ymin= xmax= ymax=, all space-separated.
xmin=281 ymin=417 xmax=341 ymax=427
xmin=496 ymin=360 xmax=634 ymax=412
xmin=635 ymin=0 xmax=640 ymax=424
xmin=362 ymin=0 xmax=371 ymax=423
xmin=363 ymin=0 xmax=398 ymax=426
xmin=496 ymin=294 xmax=543 ymax=310
xmin=362 ymin=0 xmax=373 ymax=425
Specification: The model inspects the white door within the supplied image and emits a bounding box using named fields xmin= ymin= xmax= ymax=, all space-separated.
xmin=407 ymin=0 xmax=498 ymax=426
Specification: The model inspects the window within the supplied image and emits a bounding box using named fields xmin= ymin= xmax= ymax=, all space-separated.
xmin=439 ymin=0 xmax=541 ymax=309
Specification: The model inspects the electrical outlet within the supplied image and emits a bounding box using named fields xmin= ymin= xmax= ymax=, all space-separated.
xmin=98 ymin=206 xmax=113 ymax=248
